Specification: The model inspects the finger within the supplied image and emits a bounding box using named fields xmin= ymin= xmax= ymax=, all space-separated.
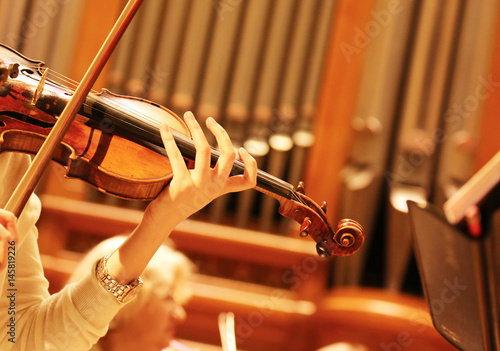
xmin=206 ymin=117 xmax=236 ymax=178
xmin=225 ymin=147 xmax=257 ymax=192
xmin=0 ymin=225 xmax=14 ymax=270
xmin=184 ymin=111 xmax=211 ymax=172
xmin=0 ymin=226 xmax=13 ymax=271
xmin=160 ymin=124 xmax=190 ymax=178
xmin=0 ymin=210 xmax=17 ymax=245
xmin=0 ymin=236 xmax=6 ymax=271
xmin=5 ymin=221 xmax=18 ymax=246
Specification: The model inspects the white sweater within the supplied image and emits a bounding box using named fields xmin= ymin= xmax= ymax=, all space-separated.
xmin=0 ymin=152 xmax=123 ymax=351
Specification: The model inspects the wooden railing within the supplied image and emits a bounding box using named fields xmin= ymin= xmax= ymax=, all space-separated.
xmin=37 ymin=195 xmax=455 ymax=351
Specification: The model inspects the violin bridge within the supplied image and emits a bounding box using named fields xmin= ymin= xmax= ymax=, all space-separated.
xmin=31 ymin=68 xmax=49 ymax=105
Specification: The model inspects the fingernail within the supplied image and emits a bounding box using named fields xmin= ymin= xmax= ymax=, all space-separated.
xmin=207 ymin=116 xmax=218 ymax=125
xmin=185 ymin=111 xmax=195 ymax=120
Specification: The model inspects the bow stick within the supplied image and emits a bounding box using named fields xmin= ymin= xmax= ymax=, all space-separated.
xmin=4 ymin=0 xmax=144 ymax=217
xmin=0 ymin=0 xmax=143 ymax=303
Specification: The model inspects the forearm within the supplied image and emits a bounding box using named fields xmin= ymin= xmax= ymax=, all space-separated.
xmin=105 ymin=199 xmax=182 ymax=284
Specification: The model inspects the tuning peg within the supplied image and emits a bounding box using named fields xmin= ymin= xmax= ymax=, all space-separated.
xmin=299 ymin=217 xmax=311 ymax=237
xmin=316 ymin=241 xmax=332 ymax=259
xmin=8 ymin=63 xmax=19 ymax=78
xmin=296 ymin=181 xmax=306 ymax=194
xmin=320 ymin=201 xmax=327 ymax=214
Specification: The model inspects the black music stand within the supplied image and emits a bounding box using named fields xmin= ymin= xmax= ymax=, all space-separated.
xmin=408 ymin=152 xmax=500 ymax=351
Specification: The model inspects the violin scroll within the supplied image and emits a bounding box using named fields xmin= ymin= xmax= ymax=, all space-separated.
xmin=314 ymin=218 xmax=364 ymax=258
xmin=276 ymin=182 xmax=365 ymax=258
xmin=334 ymin=218 xmax=364 ymax=252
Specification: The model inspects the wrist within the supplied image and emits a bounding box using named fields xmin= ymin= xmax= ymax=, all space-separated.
xmin=143 ymin=198 xmax=186 ymax=231
xmin=106 ymin=213 xmax=176 ymax=284
xmin=105 ymin=251 xmax=141 ymax=285
xmin=95 ymin=253 xmax=143 ymax=303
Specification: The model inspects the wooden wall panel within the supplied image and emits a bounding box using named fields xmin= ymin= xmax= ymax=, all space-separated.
xmin=476 ymin=9 xmax=500 ymax=170
xmin=304 ymin=0 xmax=376 ymax=223
xmin=69 ymin=0 xmax=123 ymax=88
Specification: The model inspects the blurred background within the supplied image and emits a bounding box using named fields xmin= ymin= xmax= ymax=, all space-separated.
xmin=1 ymin=0 xmax=499 ymax=350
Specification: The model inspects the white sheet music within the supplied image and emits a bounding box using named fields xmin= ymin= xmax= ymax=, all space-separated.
xmin=218 ymin=312 xmax=237 ymax=351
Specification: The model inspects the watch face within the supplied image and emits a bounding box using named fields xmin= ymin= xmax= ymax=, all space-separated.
xmin=120 ymin=281 xmax=143 ymax=303
xmin=120 ymin=287 xmax=140 ymax=303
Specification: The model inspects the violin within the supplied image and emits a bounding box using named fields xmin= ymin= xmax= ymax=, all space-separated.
xmin=0 ymin=43 xmax=364 ymax=258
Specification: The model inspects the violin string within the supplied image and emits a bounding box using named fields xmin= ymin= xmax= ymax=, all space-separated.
xmin=48 ymin=69 xmax=102 ymax=95
xmin=16 ymin=63 xmax=100 ymax=96
xmin=52 ymin=70 xmax=162 ymax=129
xmin=10 ymin=63 xmax=71 ymax=86
xmin=95 ymin=92 xmax=166 ymax=129
xmin=99 ymin=97 xmax=301 ymax=201
xmin=82 ymin=94 xmax=302 ymax=200
xmin=16 ymin=63 xmax=176 ymax=133
xmin=93 ymin=91 xmax=301 ymax=199
xmin=13 ymin=62 xmax=171 ymax=149
xmin=290 ymin=190 xmax=302 ymax=204
xmin=85 ymin=96 xmax=302 ymax=199
xmin=8 ymin=62 xmax=109 ymax=120
xmin=13 ymin=63 xmax=303 ymax=200
xmin=294 ymin=193 xmax=307 ymax=205
xmin=47 ymin=69 xmax=78 ymax=87
xmin=44 ymin=65 xmax=162 ymax=128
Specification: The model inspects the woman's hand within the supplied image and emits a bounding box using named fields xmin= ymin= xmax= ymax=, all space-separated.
xmin=106 ymin=111 xmax=257 ymax=284
xmin=146 ymin=111 xmax=257 ymax=225
xmin=0 ymin=209 xmax=18 ymax=271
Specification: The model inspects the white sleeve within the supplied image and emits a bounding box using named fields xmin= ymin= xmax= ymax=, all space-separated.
xmin=0 ymin=153 xmax=124 ymax=350
xmin=0 ymin=224 xmax=123 ymax=351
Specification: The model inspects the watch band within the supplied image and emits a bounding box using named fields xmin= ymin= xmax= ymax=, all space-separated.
xmin=95 ymin=253 xmax=143 ymax=303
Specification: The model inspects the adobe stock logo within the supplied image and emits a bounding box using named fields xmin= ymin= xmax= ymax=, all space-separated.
xmin=340 ymin=0 xmax=410 ymax=63
xmin=383 ymin=74 xmax=500 ymax=188
xmin=233 ymin=256 xmax=321 ymax=345
xmin=379 ymin=277 xmax=467 ymax=351
xmin=6 ymin=0 xmax=73 ymax=48
xmin=214 ymin=0 xmax=243 ymax=21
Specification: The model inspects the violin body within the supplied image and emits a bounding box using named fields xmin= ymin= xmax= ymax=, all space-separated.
xmin=0 ymin=43 xmax=364 ymax=258
xmin=0 ymin=43 xmax=189 ymax=200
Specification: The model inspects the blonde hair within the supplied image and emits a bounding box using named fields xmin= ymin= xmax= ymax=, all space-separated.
xmin=68 ymin=236 xmax=194 ymax=330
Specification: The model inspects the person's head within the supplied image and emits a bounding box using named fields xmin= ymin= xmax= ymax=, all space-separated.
xmin=68 ymin=236 xmax=194 ymax=351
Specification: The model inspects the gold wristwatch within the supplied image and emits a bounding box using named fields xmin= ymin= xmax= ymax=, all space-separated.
xmin=96 ymin=253 xmax=143 ymax=303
